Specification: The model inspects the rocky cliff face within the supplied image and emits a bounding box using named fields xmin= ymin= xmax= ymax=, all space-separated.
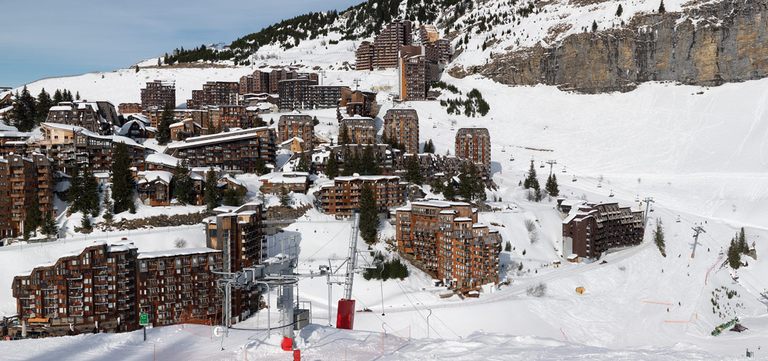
xmin=471 ymin=0 xmax=768 ymax=93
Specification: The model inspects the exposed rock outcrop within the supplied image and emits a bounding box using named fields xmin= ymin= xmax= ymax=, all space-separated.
xmin=474 ymin=0 xmax=768 ymax=93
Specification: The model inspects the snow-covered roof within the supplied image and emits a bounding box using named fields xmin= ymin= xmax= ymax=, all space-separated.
xmin=146 ymin=153 xmax=180 ymax=168
xmin=167 ymin=127 xmax=271 ymax=150
xmin=411 ymin=199 xmax=471 ymax=208
xmin=246 ymin=103 xmax=274 ymax=111
xmin=42 ymin=122 xmax=145 ymax=148
xmin=333 ymin=175 xmax=400 ymax=182
xmin=49 ymin=105 xmax=73 ymax=112
xmin=454 ymin=217 xmax=473 ymax=222
xmin=138 ymin=170 xmax=173 ymax=185
xmin=137 ymin=247 xmax=220 ymax=260
xmin=117 ymin=119 xmax=152 ymax=136
xmin=0 ymin=131 xmax=31 ymax=139
xmin=219 ymin=174 xmax=245 ymax=187
xmin=259 ymin=172 xmax=309 ymax=184
xmin=279 ymin=137 xmax=304 ymax=146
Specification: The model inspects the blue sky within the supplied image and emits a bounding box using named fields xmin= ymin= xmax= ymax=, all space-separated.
xmin=0 ymin=0 xmax=362 ymax=87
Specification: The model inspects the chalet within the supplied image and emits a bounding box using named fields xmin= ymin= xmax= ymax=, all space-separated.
xmin=169 ymin=118 xmax=202 ymax=141
xmin=259 ymin=172 xmax=310 ymax=194
xmin=279 ymin=137 xmax=305 ymax=153
xmin=137 ymin=171 xmax=173 ymax=206
xmin=117 ymin=117 xmax=156 ymax=140
xmin=46 ymin=101 xmax=118 ymax=135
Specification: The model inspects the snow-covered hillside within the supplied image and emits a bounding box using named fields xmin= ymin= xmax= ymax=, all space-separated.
xmin=5 ymin=1 xmax=768 ymax=358
xmin=0 ymin=323 xmax=738 ymax=361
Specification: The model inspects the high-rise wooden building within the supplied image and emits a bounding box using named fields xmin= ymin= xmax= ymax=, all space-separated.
xmin=396 ymin=200 xmax=501 ymax=290
xmin=383 ymin=109 xmax=420 ymax=154
xmin=455 ymin=127 xmax=491 ymax=174
xmin=278 ymin=114 xmax=315 ymax=151
xmin=140 ymin=80 xmax=176 ymax=110
xmin=318 ymin=175 xmax=407 ymax=217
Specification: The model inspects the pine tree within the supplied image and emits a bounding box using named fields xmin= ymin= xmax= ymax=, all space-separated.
xmin=82 ymin=167 xmax=100 ymax=217
xmin=111 ymin=142 xmax=135 ymax=214
xmin=359 ymin=184 xmax=378 ymax=245
xmin=35 ymin=89 xmax=53 ymax=125
xmin=616 ymin=4 xmax=623 ymax=17
xmin=296 ymin=153 xmax=310 ymax=172
xmin=102 ymin=189 xmax=114 ymax=228
xmin=524 ymin=160 xmax=539 ymax=190
xmin=253 ymin=159 xmax=268 ymax=175
xmin=41 ymin=213 xmax=58 ymax=240
xmin=738 ymin=227 xmax=748 ymax=253
xmin=68 ymin=163 xmax=84 ymax=214
xmin=444 ymin=181 xmax=456 ymax=201
xmin=727 ymin=238 xmax=741 ymax=269
xmin=280 ymin=187 xmax=291 ymax=207
xmin=654 ymin=220 xmax=666 ymax=257
xmin=360 ymin=146 xmax=379 ymax=175
xmin=545 ymin=173 xmax=559 ymax=197
xmin=591 ymin=20 xmax=598 ymax=33
xmin=423 ymin=139 xmax=435 ymax=154
xmin=658 ymin=0 xmax=666 ymax=13
xmin=405 ymin=155 xmax=423 ymax=185
xmin=470 ymin=163 xmax=486 ymax=201
xmin=13 ymin=86 xmax=37 ymax=131
xmin=156 ymin=105 xmax=173 ymax=144
xmin=75 ymin=91 xmax=80 ymax=101
xmin=222 ymin=187 xmax=245 ymax=206
xmin=25 ymin=196 xmax=42 ymax=237
xmin=458 ymin=164 xmax=474 ymax=201
xmin=80 ymin=215 xmax=93 ymax=234
xmin=53 ymin=89 xmax=63 ymax=104
xmin=504 ymin=242 xmax=512 ymax=252
xmin=172 ymin=161 xmax=194 ymax=205
xmin=204 ymin=168 xmax=220 ymax=211
xmin=325 ymin=152 xmax=339 ymax=179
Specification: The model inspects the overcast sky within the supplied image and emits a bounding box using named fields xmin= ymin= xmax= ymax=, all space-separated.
xmin=0 ymin=0 xmax=361 ymax=87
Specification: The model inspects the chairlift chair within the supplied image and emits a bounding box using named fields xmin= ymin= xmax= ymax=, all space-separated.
xmin=572 ymin=175 xmax=577 ymax=182
xmin=609 ymin=189 xmax=614 ymax=197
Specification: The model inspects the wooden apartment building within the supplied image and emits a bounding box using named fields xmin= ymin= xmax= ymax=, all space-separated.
xmin=562 ymin=202 xmax=645 ymax=259
xmin=140 ymin=80 xmax=176 ymax=110
xmin=383 ymin=108 xmax=419 ymax=154
xmin=455 ymin=127 xmax=491 ymax=175
xmin=340 ymin=116 xmax=377 ymax=145
xmin=396 ymin=200 xmax=501 ymax=290
xmin=11 ymin=243 xmax=222 ymax=336
xmin=318 ymin=175 xmax=407 ymax=217
xmin=165 ymin=127 xmax=276 ymax=173
xmin=278 ymin=114 xmax=315 ymax=151
xmin=0 ymin=153 xmax=54 ymax=238
xmin=187 ymin=82 xmax=239 ymax=109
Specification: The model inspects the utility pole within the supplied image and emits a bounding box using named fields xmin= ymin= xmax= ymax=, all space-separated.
xmin=546 ymin=160 xmax=557 ymax=176
xmin=691 ymin=225 xmax=706 ymax=259
xmin=642 ymin=197 xmax=655 ymax=227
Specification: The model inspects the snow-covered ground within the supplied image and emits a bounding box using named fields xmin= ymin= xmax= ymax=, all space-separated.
xmin=6 ymin=7 xmax=768 ymax=356
xmin=0 ymin=323 xmax=739 ymax=361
